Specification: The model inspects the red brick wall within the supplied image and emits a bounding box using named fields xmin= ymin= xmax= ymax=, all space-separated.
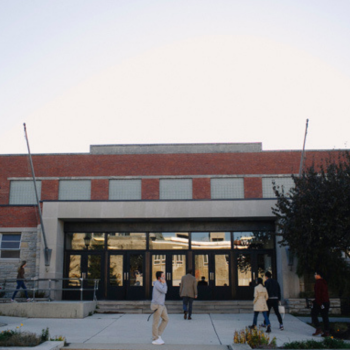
xmin=41 ymin=180 xmax=59 ymax=200
xmin=142 ymin=179 xmax=159 ymax=200
xmin=193 ymin=178 xmax=210 ymax=199
xmin=91 ymin=179 xmax=109 ymax=200
xmin=244 ymin=178 xmax=262 ymax=198
xmin=0 ymin=206 xmax=39 ymax=227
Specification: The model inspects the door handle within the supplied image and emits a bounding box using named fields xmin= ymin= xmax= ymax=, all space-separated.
xmin=124 ymin=273 xmax=126 ymax=280
xmin=253 ymin=272 xmax=255 ymax=280
xmin=210 ymin=272 xmax=214 ymax=281
xmin=167 ymin=272 xmax=171 ymax=280
xmin=126 ymin=272 xmax=129 ymax=280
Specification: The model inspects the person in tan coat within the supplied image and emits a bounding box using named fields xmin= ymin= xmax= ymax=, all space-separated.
xmin=179 ymin=269 xmax=197 ymax=320
xmin=249 ymin=278 xmax=271 ymax=332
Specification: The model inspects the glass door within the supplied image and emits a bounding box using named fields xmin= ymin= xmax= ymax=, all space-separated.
xmin=107 ymin=252 xmax=145 ymax=300
xmin=150 ymin=252 xmax=186 ymax=300
xmin=194 ymin=252 xmax=231 ymax=300
xmin=64 ymin=252 xmax=104 ymax=300
xmin=235 ymin=252 xmax=273 ymax=299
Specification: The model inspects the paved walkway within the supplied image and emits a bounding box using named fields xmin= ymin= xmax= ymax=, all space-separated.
xmin=0 ymin=313 xmax=321 ymax=347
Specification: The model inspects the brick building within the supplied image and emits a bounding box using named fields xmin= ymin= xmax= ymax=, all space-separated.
xmin=0 ymin=143 xmax=335 ymax=301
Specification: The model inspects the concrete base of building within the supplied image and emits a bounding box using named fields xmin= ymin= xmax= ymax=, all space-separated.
xmin=0 ymin=301 xmax=96 ymax=318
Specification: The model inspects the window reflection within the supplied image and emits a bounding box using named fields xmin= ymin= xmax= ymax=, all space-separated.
xmin=66 ymin=233 xmax=105 ymax=250
xmin=237 ymin=254 xmax=252 ymax=286
xmin=149 ymin=232 xmax=189 ymax=250
xmin=109 ymin=255 xmax=123 ymax=286
xmin=191 ymin=232 xmax=231 ymax=249
xmin=129 ymin=254 xmax=144 ymax=286
xmin=152 ymin=255 xmax=166 ymax=284
xmin=172 ymin=255 xmax=186 ymax=286
xmin=68 ymin=255 xmax=81 ymax=286
xmin=233 ymin=231 xmax=274 ymax=249
xmin=87 ymin=255 xmax=101 ymax=286
xmin=195 ymin=254 xmax=209 ymax=285
xmin=107 ymin=233 xmax=146 ymax=250
xmin=215 ymin=254 xmax=229 ymax=286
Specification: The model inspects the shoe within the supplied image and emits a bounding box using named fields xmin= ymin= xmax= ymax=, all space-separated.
xmin=152 ymin=337 xmax=164 ymax=345
xmin=11 ymin=299 xmax=17 ymax=302
xmin=266 ymin=325 xmax=271 ymax=333
xmin=188 ymin=316 xmax=192 ymax=320
xmin=279 ymin=324 xmax=284 ymax=331
xmin=259 ymin=323 xmax=266 ymax=328
xmin=249 ymin=325 xmax=256 ymax=330
xmin=27 ymin=298 xmax=32 ymax=302
xmin=312 ymin=328 xmax=322 ymax=336
xmin=184 ymin=311 xmax=187 ymax=320
xmin=322 ymin=331 xmax=330 ymax=337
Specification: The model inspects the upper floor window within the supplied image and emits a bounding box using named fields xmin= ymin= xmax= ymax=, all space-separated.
xmin=0 ymin=233 xmax=21 ymax=258
xmin=9 ymin=181 xmax=41 ymax=205
xmin=59 ymin=180 xmax=91 ymax=200
xmin=262 ymin=177 xmax=295 ymax=198
xmin=109 ymin=180 xmax=141 ymax=200
xmin=211 ymin=178 xmax=244 ymax=199
xmin=159 ymin=179 xmax=192 ymax=200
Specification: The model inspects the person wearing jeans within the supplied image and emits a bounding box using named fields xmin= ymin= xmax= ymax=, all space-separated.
xmin=179 ymin=269 xmax=198 ymax=320
xmin=262 ymin=271 xmax=284 ymax=330
xmin=11 ymin=261 xmax=30 ymax=302
xmin=249 ymin=278 xmax=271 ymax=333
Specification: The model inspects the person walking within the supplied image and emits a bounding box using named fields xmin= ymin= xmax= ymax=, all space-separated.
xmin=11 ymin=261 xmax=31 ymax=302
xmin=179 ymin=269 xmax=197 ymax=320
xmin=261 ymin=271 xmax=284 ymax=330
xmin=150 ymin=271 xmax=169 ymax=345
xmin=311 ymin=271 xmax=330 ymax=337
xmin=249 ymin=278 xmax=271 ymax=333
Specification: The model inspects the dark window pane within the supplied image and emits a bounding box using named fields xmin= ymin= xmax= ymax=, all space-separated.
xmin=2 ymin=242 xmax=20 ymax=249
xmin=2 ymin=234 xmax=21 ymax=242
xmin=1 ymin=250 xmax=20 ymax=258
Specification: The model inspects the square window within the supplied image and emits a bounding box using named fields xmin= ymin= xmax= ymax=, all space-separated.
xmin=59 ymin=180 xmax=91 ymax=200
xmin=0 ymin=234 xmax=21 ymax=259
xmin=159 ymin=179 xmax=192 ymax=200
xmin=9 ymin=181 xmax=41 ymax=205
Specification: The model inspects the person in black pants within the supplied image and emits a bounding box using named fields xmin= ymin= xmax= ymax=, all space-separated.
xmin=261 ymin=271 xmax=284 ymax=330
xmin=311 ymin=271 xmax=330 ymax=337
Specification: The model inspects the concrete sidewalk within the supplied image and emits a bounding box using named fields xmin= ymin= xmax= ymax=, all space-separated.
xmin=0 ymin=313 xmax=319 ymax=347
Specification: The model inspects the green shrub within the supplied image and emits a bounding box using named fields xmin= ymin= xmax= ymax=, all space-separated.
xmin=20 ymin=290 xmax=47 ymax=298
xmin=282 ymin=338 xmax=350 ymax=349
xmin=0 ymin=329 xmax=42 ymax=347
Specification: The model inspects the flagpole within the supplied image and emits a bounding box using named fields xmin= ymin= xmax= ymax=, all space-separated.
xmin=23 ymin=123 xmax=52 ymax=266
xmin=299 ymin=119 xmax=309 ymax=177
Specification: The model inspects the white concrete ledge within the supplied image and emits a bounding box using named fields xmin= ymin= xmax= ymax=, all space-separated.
xmin=0 ymin=301 xmax=96 ymax=319
xmin=0 ymin=340 xmax=64 ymax=350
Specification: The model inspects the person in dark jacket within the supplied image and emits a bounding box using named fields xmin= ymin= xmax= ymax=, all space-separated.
xmin=11 ymin=261 xmax=31 ymax=302
xmin=311 ymin=271 xmax=330 ymax=337
xmin=260 ymin=271 xmax=284 ymax=330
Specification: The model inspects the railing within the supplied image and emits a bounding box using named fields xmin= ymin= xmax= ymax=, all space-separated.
xmin=0 ymin=278 xmax=100 ymax=302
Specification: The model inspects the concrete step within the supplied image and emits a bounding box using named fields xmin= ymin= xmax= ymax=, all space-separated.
xmin=96 ymin=300 xmax=253 ymax=314
xmin=63 ymin=344 xmax=232 ymax=350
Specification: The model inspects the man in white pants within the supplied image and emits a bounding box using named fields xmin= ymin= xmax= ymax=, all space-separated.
xmin=151 ymin=271 xmax=169 ymax=345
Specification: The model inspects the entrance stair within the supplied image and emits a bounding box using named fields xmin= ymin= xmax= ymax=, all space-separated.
xmin=96 ymin=300 xmax=253 ymax=314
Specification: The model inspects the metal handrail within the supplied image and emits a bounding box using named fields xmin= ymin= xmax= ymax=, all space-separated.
xmin=0 ymin=278 xmax=100 ymax=302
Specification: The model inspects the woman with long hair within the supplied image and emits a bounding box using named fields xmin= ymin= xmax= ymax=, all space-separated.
xmin=11 ymin=261 xmax=31 ymax=302
xmin=249 ymin=277 xmax=271 ymax=332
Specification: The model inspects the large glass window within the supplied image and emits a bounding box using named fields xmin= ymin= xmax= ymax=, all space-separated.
xmin=65 ymin=233 xmax=105 ymax=250
xmin=109 ymin=255 xmax=123 ymax=286
xmin=108 ymin=233 xmax=146 ymax=250
xmin=149 ymin=232 xmax=189 ymax=250
xmin=159 ymin=179 xmax=192 ymax=199
xmin=237 ymin=253 xmax=251 ymax=286
xmin=233 ymin=231 xmax=274 ymax=249
xmin=211 ymin=178 xmax=244 ymax=199
xmin=109 ymin=180 xmax=141 ymax=200
xmin=215 ymin=254 xmax=230 ymax=286
xmin=68 ymin=255 xmax=81 ymax=286
xmin=59 ymin=180 xmax=91 ymax=200
xmin=191 ymin=232 xmax=231 ymax=249
xmin=9 ymin=181 xmax=41 ymax=205
xmin=0 ymin=234 xmax=21 ymax=258
xmin=195 ymin=254 xmax=209 ymax=285
xmin=262 ymin=177 xmax=295 ymax=198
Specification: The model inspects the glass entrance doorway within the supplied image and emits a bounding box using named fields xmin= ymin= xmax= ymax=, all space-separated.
xmin=235 ymin=252 xmax=273 ymax=299
xmin=108 ymin=252 xmax=145 ymax=300
xmin=194 ymin=253 xmax=231 ymax=300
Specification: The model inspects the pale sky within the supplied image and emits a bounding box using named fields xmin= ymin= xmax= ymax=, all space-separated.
xmin=1 ymin=1 xmax=350 ymax=154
